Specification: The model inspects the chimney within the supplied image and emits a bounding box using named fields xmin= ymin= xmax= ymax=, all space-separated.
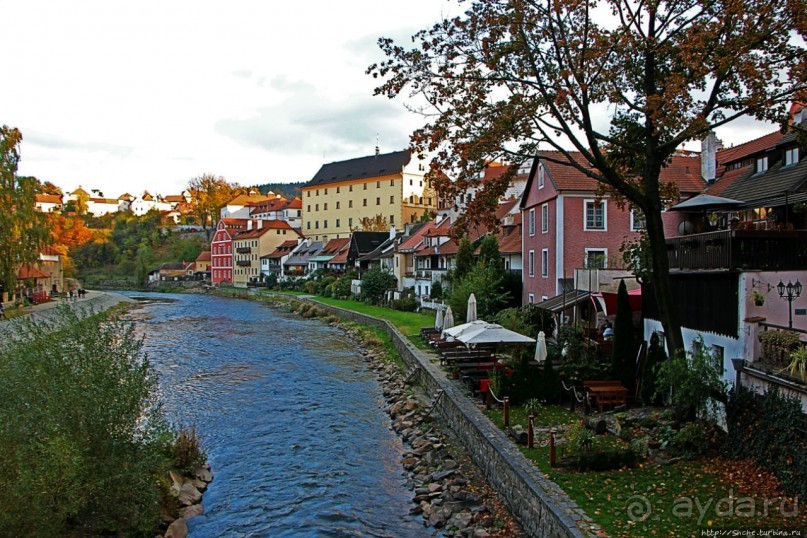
xmin=389 ymin=226 xmax=396 ymax=240
xmin=258 ymin=219 xmax=263 ymax=229
xmin=247 ymin=220 xmax=253 ymax=231
xmin=701 ymin=132 xmax=723 ymax=184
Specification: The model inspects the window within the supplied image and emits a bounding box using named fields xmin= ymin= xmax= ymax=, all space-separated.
xmin=528 ymin=249 xmax=535 ymax=277
xmin=336 ymin=201 xmax=340 ymax=209
xmin=390 ymin=195 xmax=394 ymax=204
xmin=376 ymin=181 xmax=380 ymax=188
xmin=528 ymin=208 xmax=535 ymax=236
xmin=584 ymin=200 xmax=606 ymax=230
xmin=390 ymin=215 xmax=394 ymax=224
xmin=390 ymin=179 xmax=395 ymax=186
xmin=348 ymin=217 xmax=353 ymax=227
xmin=785 ymin=148 xmax=800 ymax=166
xmin=711 ymin=344 xmax=725 ymax=374
xmin=316 ymin=189 xmax=319 ymax=196
xmin=315 ymin=204 xmax=319 ymax=211
xmin=336 ymin=187 xmax=340 ymax=193
xmin=307 ymin=191 xmax=310 ymax=197
xmin=630 ymin=208 xmax=646 ymax=231
xmin=349 ymin=185 xmax=353 ymax=192
xmin=363 ymin=199 xmax=367 ymax=206
xmin=538 ymin=163 xmax=545 ymax=188
xmin=410 ymin=179 xmax=413 ymax=185
xmin=323 ymin=203 xmax=328 ymax=210
xmin=348 ymin=200 xmax=353 ymax=208
xmin=363 ymin=183 xmax=368 ymax=190
xmin=584 ymin=249 xmax=607 ymax=269
xmin=541 ymin=204 xmax=549 ymax=233
xmin=324 ymin=220 xmax=328 ymax=228
xmin=315 ymin=221 xmax=319 ymax=229
xmin=376 ymin=197 xmax=381 ymax=205
xmin=756 ymin=156 xmax=768 ymax=173
xmin=324 ymin=188 xmax=328 ymax=195
xmin=541 ymin=249 xmax=549 ymax=277
xmin=307 ymin=222 xmax=311 ymax=229
xmin=528 ymin=293 xmax=535 ymax=304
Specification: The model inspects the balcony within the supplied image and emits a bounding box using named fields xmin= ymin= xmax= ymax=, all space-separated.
xmin=236 ymin=246 xmax=252 ymax=254
xmin=666 ymin=229 xmax=807 ymax=272
xmin=236 ymin=260 xmax=251 ymax=267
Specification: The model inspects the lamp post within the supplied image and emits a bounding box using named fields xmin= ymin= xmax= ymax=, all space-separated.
xmin=777 ymin=279 xmax=803 ymax=329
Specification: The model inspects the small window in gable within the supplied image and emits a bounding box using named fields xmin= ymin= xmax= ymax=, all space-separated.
xmin=785 ymin=148 xmax=799 ymax=166
xmin=756 ymin=156 xmax=768 ymax=173
xmin=538 ymin=163 xmax=545 ymax=189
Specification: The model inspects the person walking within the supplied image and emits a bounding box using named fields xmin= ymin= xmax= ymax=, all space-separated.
xmin=0 ymin=301 xmax=5 ymax=319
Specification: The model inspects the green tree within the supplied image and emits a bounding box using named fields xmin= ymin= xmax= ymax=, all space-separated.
xmin=641 ymin=331 xmax=667 ymax=406
xmin=360 ymin=266 xmax=396 ymax=304
xmin=611 ymin=279 xmax=637 ymax=392
xmin=477 ymin=234 xmax=502 ymax=271
xmin=0 ymin=306 xmax=173 ymax=536
xmin=135 ymin=246 xmax=152 ymax=288
xmin=447 ymin=264 xmax=511 ymax=322
xmin=0 ymin=127 xmax=50 ymax=296
xmin=453 ymin=237 xmax=475 ymax=281
xmin=371 ymin=0 xmax=805 ymax=359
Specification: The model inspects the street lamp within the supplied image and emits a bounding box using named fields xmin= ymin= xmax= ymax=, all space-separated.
xmin=777 ymin=279 xmax=803 ymax=329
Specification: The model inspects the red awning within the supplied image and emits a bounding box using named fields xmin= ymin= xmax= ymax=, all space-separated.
xmin=596 ymin=288 xmax=642 ymax=316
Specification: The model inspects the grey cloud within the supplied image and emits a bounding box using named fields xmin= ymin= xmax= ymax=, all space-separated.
xmin=26 ymin=132 xmax=133 ymax=157
xmin=215 ymin=92 xmax=412 ymax=158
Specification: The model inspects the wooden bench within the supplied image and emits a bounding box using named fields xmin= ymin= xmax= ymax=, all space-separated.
xmin=583 ymin=380 xmax=628 ymax=412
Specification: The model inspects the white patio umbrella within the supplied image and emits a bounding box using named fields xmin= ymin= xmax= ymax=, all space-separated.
xmin=467 ymin=293 xmax=477 ymax=323
xmin=534 ymin=331 xmax=548 ymax=363
xmin=435 ymin=307 xmax=444 ymax=330
xmin=443 ymin=319 xmax=488 ymax=340
xmin=455 ymin=323 xmax=536 ymax=346
xmin=442 ymin=306 xmax=455 ymax=333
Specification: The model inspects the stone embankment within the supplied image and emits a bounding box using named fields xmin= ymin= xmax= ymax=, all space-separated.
xmin=163 ymin=465 xmax=214 ymax=538
xmin=347 ymin=327 xmax=526 ymax=538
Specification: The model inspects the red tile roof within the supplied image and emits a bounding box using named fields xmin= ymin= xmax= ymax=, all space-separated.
xmin=398 ymin=222 xmax=436 ymax=251
xmin=35 ymin=194 xmax=63 ymax=204
xmin=18 ymin=265 xmax=51 ymax=279
xmin=717 ymin=130 xmax=785 ymax=166
xmin=41 ymin=245 xmax=62 ymax=256
xmin=196 ymin=251 xmax=211 ymax=262
xmin=286 ymin=197 xmax=303 ymax=210
xmin=541 ymin=151 xmax=704 ymax=195
xmin=321 ymin=237 xmax=350 ymax=255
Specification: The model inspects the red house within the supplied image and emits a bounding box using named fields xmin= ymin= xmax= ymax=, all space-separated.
xmin=520 ymin=151 xmax=704 ymax=304
xmin=211 ymin=218 xmax=249 ymax=285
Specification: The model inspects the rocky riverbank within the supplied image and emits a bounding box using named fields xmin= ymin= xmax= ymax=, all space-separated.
xmin=342 ymin=324 xmax=526 ymax=538
xmin=162 ymin=465 xmax=214 ymax=538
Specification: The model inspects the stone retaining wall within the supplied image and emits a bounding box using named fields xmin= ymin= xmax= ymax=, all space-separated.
xmin=303 ymin=299 xmax=596 ymax=538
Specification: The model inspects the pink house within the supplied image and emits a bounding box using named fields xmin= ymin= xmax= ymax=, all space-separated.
xmin=520 ymin=151 xmax=704 ymax=304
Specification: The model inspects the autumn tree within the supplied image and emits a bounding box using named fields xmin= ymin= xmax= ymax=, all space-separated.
xmin=38 ymin=180 xmax=63 ymax=196
xmin=355 ymin=214 xmax=390 ymax=232
xmin=370 ymin=0 xmax=805 ymax=356
xmin=0 ymin=127 xmax=50 ymax=296
xmin=187 ymin=174 xmax=243 ymax=239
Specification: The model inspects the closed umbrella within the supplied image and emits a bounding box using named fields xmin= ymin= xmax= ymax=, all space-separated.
xmin=467 ymin=293 xmax=477 ymax=323
xmin=435 ymin=307 xmax=444 ymax=330
xmin=534 ymin=331 xmax=548 ymax=363
xmin=442 ymin=306 xmax=455 ymax=333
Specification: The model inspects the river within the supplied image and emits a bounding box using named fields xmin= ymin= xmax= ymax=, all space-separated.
xmin=123 ymin=292 xmax=429 ymax=537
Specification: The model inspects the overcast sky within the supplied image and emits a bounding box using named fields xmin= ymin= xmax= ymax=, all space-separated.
xmin=3 ymin=0 xmax=781 ymax=198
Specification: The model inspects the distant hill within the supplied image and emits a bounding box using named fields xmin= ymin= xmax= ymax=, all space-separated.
xmin=252 ymin=181 xmax=307 ymax=199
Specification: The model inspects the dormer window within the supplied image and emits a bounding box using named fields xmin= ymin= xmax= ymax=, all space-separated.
xmin=785 ymin=148 xmax=799 ymax=166
xmin=756 ymin=156 xmax=768 ymax=173
xmin=538 ymin=163 xmax=545 ymax=189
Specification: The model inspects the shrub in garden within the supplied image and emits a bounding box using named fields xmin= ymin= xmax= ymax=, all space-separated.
xmin=360 ymin=266 xmax=396 ymax=305
xmin=640 ymin=332 xmax=667 ymax=405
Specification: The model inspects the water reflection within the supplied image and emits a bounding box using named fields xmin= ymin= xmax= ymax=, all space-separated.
xmin=123 ymin=292 xmax=427 ymax=537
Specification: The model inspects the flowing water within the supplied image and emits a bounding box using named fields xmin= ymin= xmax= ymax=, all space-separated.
xmin=123 ymin=292 xmax=428 ymax=537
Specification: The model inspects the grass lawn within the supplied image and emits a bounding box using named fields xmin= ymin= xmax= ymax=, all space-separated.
xmin=485 ymin=406 xmax=806 ymax=537
xmin=304 ymin=296 xmax=437 ymax=341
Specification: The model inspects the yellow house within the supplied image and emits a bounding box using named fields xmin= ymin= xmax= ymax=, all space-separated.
xmin=301 ymin=150 xmax=436 ymax=242
xmin=232 ymin=220 xmax=301 ymax=287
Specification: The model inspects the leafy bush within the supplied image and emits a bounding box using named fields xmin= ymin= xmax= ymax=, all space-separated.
xmin=431 ymin=280 xmax=444 ymax=299
xmin=0 ymin=306 xmax=174 ymax=536
xmin=172 ymin=426 xmax=206 ymax=472
xmin=653 ymin=336 xmax=727 ymax=421
xmin=724 ymin=387 xmax=807 ymax=498
xmin=447 ymin=264 xmax=510 ymax=322
xmin=640 ymin=332 xmax=667 ymax=405
xmin=670 ymin=421 xmax=716 ymax=459
xmin=360 ymin=266 xmax=396 ymax=305
xmin=391 ymin=297 xmax=417 ymax=311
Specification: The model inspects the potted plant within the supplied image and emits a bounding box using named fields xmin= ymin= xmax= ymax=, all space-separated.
xmin=786 ymin=346 xmax=807 ymax=381
xmin=759 ymin=330 xmax=802 ymax=367
xmin=751 ymin=290 xmax=766 ymax=306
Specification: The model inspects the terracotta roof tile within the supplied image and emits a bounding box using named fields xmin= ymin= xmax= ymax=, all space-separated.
xmin=35 ymin=194 xmax=63 ymax=204
xmin=196 ymin=251 xmax=211 ymax=262
xmin=18 ymin=265 xmax=51 ymax=279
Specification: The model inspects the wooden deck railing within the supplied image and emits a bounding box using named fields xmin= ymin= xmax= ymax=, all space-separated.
xmin=667 ymin=229 xmax=807 ymax=271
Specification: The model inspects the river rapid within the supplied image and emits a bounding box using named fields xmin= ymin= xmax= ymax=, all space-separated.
xmin=123 ymin=292 xmax=429 ymax=538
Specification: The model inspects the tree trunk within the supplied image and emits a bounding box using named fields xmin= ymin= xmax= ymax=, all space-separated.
xmin=645 ymin=209 xmax=685 ymax=358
